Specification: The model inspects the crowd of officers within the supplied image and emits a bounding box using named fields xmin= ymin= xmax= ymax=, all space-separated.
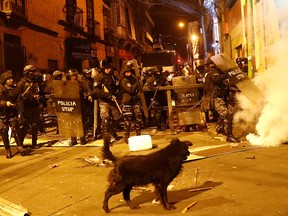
xmin=1 ymin=57 xmax=242 ymax=159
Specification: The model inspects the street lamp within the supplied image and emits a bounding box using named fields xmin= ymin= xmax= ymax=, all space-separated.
xmin=178 ymin=22 xmax=185 ymax=28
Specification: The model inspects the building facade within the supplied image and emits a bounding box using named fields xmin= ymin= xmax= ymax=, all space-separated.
xmin=206 ymin=0 xmax=285 ymax=77
xmin=0 ymin=0 xmax=153 ymax=78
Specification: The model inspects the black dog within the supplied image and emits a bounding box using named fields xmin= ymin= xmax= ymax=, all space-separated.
xmin=102 ymin=133 xmax=192 ymax=212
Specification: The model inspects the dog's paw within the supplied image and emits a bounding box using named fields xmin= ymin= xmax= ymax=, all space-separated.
xmin=103 ymin=205 xmax=110 ymax=213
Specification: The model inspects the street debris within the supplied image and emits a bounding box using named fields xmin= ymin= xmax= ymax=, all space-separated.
xmin=214 ymin=136 xmax=226 ymax=141
xmin=193 ymin=168 xmax=199 ymax=187
xmin=78 ymin=156 xmax=113 ymax=167
xmin=0 ymin=197 xmax=29 ymax=216
xmin=49 ymin=164 xmax=59 ymax=169
xmin=181 ymin=201 xmax=197 ymax=213
xmin=152 ymin=199 xmax=161 ymax=205
xmin=229 ymin=143 xmax=239 ymax=148
xmin=132 ymin=187 xmax=152 ymax=192
xmin=245 ymin=156 xmax=256 ymax=159
xmin=189 ymin=187 xmax=213 ymax=192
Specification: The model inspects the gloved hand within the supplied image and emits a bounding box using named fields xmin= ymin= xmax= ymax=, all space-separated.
xmin=88 ymin=95 xmax=93 ymax=102
xmin=111 ymin=95 xmax=116 ymax=101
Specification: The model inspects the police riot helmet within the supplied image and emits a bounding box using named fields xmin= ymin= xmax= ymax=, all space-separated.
xmin=0 ymin=70 xmax=14 ymax=84
xmin=82 ymin=68 xmax=92 ymax=74
xmin=100 ymin=59 xmax=112 ymax=69
xmin=53 ymin=70 xmax=63 ymax=80
xmin=23 ymin=64 xmax=36 ymax=75
xmin=68 ymin=69 xmax=78 ymax=76
xmin=121 ymin=64 xmax=133 ymax=74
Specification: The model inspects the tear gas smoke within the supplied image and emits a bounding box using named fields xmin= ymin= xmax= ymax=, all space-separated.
xmin=234 ymin=0 xmax=288 ymax=147
xmin=235 ymin=27 xmax=288 ymax=147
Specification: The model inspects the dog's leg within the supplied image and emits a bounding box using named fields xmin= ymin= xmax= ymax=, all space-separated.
xmin=123 ymin=185 xmax=140 ymax=210
xmin=103 ymin=185 xmax=124 ymax=213
xmin=156 ymin=184 xmax=176 ymax=210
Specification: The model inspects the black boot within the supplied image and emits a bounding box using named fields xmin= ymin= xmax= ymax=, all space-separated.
xmin=14 ymin=132 xmax=26 ymax=156
xmin=136 ymin=129 xmax=141 ymax=136
xmin=31 ymin=129 xmax=38 ymax=149
xmin=226 ymin=134 xmax=239 ymax=143
xmin=6 ymin=149 xmax=12 ymax=159
xmin=226 ymin=116 xmax=239 ymax=143
xmin=17 ymin=146 xmax=26 ymax=156
xmin=80 ymin=137 xmax=87 ymax=145
xmin=69 ymin=137 xmax=77 ymax=146
xmin=2 ymin=132 xmax=12 ymax=158
xmin=124 ymin=133 xmax=129 ymax=144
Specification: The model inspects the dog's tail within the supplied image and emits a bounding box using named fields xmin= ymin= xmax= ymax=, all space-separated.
xmin=101 ymin=132 xmax=117 ymax=163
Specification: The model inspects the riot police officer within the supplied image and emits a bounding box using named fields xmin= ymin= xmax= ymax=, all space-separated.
xmin=88 ymin=63 xmax=121 ymax=140
xmin=67 ymin=69 xmax=88 ymax=145
xmin=17 ymin=65 xmax=44 ymax=148
xmin=0 ymin=70 xmax=26 ymax=158
xmin=81 ymin=68 xmax=94 ymax=131
xmin=204 ymin=59 xmax=239 ymax=142
xmin=119 ymin=64 xmax=142 ymax=143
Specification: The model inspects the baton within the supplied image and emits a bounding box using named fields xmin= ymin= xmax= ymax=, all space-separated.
xmin=112 ymin=96 xmax=122 ymax=114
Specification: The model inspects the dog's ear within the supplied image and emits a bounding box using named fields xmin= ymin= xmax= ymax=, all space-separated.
xmin=171 ymin=138 xmax=180 ymax=144
xmin=184 ymin=141 xmax=193 ymax=146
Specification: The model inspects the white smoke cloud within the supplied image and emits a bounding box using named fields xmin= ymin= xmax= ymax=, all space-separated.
xmin=236 ymin=39 xmax=288 ymax=147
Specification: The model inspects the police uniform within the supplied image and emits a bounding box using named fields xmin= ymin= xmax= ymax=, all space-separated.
xmin=89 ymin=67 xmax=121 ymax=139
xmin=118 ymin=65 xmax=142 ymax=143
xmin=17 ymin=65 xmax=44 ymax=148
xmin=81 ymin=68 xmax=94 ymax=131
xmin=204 ymin=62 xmax=239 ymax=142
xmin=0 ymin=71 xmax=26 ymax=158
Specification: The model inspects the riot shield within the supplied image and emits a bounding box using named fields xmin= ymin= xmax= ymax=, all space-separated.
xmin=211 ymin=53 xmax=264 ymax=105
xmin=171 ymin=75 xmax=203 ymax=125
xmin=53 ymin=80 xmax=84 ymax=137
xmin=132 ymin=59 xmax=149 ymax=119
xmin=172 ymin=75 xmax=199 ymax=106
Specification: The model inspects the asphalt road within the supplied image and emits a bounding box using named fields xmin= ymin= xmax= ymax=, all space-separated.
xmin=1 ymin=124 xmax=288 ymax=216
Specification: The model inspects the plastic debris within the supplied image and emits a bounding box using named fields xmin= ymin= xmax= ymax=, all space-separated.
xmin=49 ymin=164 xmax=59 ymax=168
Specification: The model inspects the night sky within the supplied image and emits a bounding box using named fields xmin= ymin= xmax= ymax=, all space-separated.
xmin=149 ymin=0 xmax=200 ymax=59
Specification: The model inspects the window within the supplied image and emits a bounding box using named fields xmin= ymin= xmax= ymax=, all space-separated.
xmin=66 ymin=0 xmax=77 ymax=24
xmin=86 ymin=0 xmax=94 ymax=35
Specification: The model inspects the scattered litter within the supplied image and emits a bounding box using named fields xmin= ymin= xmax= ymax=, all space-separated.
xmin=181 ymin=201 xmax=197 ymax=213
xmin=0 ymin=197 xmax=29 ymax=216
xmin=152 ymin=199 xmax=161 ymax=205
xmin=189 ymin=187 xmax=213 ymax=192
xmin=49 ymin=164 xmax=59 ymax=168
xmin=132 ymin=187 xmax=152 ymax=192
xmin=229 ymin=143 xmax=239 ymax=148
xmin=245 ymin=156 xmax=255 ymax=159
xmin=193 ymin=168 xmax=199 ymax=187
xmin=214 ymin=136 xmax=226 ymax=141
xmin=78 ymin=156 xmax=113 ymax=167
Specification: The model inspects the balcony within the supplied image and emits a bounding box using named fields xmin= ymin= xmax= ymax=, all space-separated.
xmin=0 ymin=0 xmax=26 ymax=20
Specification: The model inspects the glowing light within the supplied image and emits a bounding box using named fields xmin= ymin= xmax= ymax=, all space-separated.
xmin=191 ymin=35 xmax=198 ymax=41
xmin=178 ymin=22 xmax=185 ymax=28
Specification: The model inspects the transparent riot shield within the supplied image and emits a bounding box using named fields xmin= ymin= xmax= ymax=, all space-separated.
xmin=211 ymin=53 xmax=264 ymax=106
xmin=53 ymin=80 xmax=84 ymax=137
